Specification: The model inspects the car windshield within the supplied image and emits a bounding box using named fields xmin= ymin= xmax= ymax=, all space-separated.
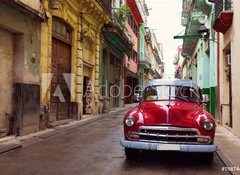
xmin=142 ymin=85 xmax=201 ymax=103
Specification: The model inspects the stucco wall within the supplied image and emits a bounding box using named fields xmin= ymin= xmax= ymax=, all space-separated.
xmin=0 ymin=2 xmax=40 ymax=84
xmin=230 ymin=0 xmax=240 ymax=136
xmin=0 ymin=28 xmax=13 ymax=131
xmin=0 ymin=1 xmax=41 ymax=135
xmin=219 ymin=0 xmax=240 ymax=137
xmin=41 ymin=0 xmax=109 ymax=118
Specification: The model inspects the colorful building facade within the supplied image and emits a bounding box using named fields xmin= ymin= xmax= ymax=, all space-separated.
xmin=180 ymin=0 xmax=217 ymax=118
xmin=123 ymin=0 xmax=143 ymax=104
xmin=40 ymin=0 xmax=110 ymax=122
xmin=99 ymin=0 xmax=132 ymax=112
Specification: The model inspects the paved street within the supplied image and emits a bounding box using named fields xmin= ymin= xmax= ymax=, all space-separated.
xmin=0 ymin=108 xmax=230 ymax=175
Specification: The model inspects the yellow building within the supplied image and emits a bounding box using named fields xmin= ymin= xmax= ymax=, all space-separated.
xmin=41 ymin=0 xmax=110 ymax=122
xmin=213 ymin=0 xmax=240 ymax=137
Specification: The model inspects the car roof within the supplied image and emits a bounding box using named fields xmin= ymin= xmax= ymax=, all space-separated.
xmin=144 ymin=79 xmax=199 ymax=89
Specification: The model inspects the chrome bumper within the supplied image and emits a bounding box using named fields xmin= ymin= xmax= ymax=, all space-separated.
xmin=120 ymin=139 xmax=218 ymax=152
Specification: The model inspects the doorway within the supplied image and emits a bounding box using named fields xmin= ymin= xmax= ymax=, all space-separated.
xmin=50 ymin=38 xmax=71 ymax=120
xmin=0 ymin=27 xmax=13 ymax=132
xmin=83 ymin=76 xmax=92 ymax=114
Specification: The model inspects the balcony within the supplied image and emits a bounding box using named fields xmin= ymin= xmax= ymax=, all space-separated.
xmin=213 ymin=0 xmax=233 ymax=34
xmin=140 ymin=51 xmax=151 ymax=70
xmin=102 ymin=8 xmax=133 ymax=53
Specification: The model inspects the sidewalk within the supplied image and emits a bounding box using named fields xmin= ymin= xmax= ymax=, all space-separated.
xmin=215 ymin=125 xmax=240 ymax=175
xmin=0 ymin=103 xmax=137 ymax=154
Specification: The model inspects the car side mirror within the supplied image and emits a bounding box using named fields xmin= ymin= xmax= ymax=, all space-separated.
xmin=133 ymin=93 xmax=142 ymax=102
xmin=202 ymin=94 xmax=209 ymax=103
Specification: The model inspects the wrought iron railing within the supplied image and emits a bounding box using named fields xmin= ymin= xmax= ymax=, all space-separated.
xmin=214 ymin=0 xmax=232 ymax=22
xmin=224 ymin=0 xmax=232 ymax=11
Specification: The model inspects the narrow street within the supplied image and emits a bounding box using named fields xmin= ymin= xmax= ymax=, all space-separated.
xmin=0 ymin=107 xmax=230 ymax=175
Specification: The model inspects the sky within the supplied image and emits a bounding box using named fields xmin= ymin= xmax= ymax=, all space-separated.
xmin=145 ymin=0 xmax=184 ymax=78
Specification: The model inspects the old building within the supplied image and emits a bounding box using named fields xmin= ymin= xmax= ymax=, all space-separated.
xmin=0 ymin=0 xmax=44 ymax=136
xmin=124 ymin=0 xmax=143 ymax=104
xmin=180 ymin=0 xmax=217 ymax=118
xmin=138 ymin=1 xmax=152 ymax=89
xmin=148 ymin=32 xmax=164 ymax=80
xmin=99 ymin=0 xmax=133 ymax=113
xmin=213 ymin=0 xmax=240 ymax=137
xmin=40 ymin=0 xmax=110 ymax=122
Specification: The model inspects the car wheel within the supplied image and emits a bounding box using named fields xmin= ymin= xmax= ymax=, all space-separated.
xmin=201 ymin=152 xmax=214 ymax=163
xmin=125 ymin=148 xmax=138 ymax=160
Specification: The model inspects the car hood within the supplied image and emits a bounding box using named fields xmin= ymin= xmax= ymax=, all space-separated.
xmin=138 ymin=101 xmax=203 ymax=128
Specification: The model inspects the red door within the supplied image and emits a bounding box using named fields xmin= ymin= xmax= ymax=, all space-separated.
xmin=50 ymin=38 xmax=71 ymax=120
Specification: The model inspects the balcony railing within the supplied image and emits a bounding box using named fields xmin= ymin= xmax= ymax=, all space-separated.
xmin=213 ymin=0 xmax=233 ymax=34
xmin=215 ymin=0 xmax=232 ymax=19
xmin=224 ymin=0 xmax=232 ymax=11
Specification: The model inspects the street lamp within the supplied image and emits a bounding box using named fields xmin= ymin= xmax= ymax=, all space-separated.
xmin=198 ymin=24 xmax=209 ymax=38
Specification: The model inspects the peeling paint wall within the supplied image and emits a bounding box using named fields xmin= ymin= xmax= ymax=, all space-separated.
xmin=41 ymin=0 xmax=109 ymax=119
xmin=0 ymin=2 xmax=41 ymax=84
xmin=0 ymin=1 xmax=41 ymax=135
xmin=0 ymin=28 xmax=13 ymax=132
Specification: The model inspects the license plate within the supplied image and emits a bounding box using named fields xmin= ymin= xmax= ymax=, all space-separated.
xmin=157 ymin=144 xmax=180 ymax=151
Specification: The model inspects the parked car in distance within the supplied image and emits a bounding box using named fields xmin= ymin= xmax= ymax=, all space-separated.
xmin=120 ymin=79 xmax=218 ymax=162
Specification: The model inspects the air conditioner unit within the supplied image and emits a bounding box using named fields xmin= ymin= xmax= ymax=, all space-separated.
xmin=226 ymin=54 xmax=231 ymax=66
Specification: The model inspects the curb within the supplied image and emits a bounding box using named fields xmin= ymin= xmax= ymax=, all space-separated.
xmin=0 ymin=104 xmax=135 ymax=154
xmin=36 ymin=105 xmax=133 ymax=139
xmin=0 ymin=144 xmax=22 ymax=154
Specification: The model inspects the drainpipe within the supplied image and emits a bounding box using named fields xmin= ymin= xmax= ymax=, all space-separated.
xmin=216 ymin=32 xmax=221 ymax=124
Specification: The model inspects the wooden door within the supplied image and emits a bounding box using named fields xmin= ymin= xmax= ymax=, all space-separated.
xmin=50 ymin=38 xmax=71 ymax=120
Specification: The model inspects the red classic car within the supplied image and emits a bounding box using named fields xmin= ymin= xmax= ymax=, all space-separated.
xmin=120 ymin=79 xmax=218 ymax=162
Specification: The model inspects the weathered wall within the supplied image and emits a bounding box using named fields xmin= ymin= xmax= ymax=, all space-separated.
xmin=41 ymin=0 xmax=109 ymax=120
xmin=0 ymin=1 xmax=41 ymax=135
xmin=0 ymin=2 xmax=40 ymax=84
xmin=0 ymin=28 xmax=13 ymax=133
xmin=231 ymin=0 xmax=240 ymax=137
xmin=219 ymin=0 xmax=240 ymax=137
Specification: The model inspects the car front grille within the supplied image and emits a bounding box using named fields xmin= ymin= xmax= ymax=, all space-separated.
xmin=137 ymin=126 xmax=211 ymax=144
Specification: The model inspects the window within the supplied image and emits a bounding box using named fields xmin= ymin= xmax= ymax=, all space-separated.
xmin=52 ymin=17 xmax=72 ymax=43
xmin=143 ymin=86 xmax=201 ymax=103
xmin=132 ymin=50 xmax=137 ymax=62
xmin=127 ymin=15 xmax=138 ymax=37
xmin=128 ymin=15 xmax=133 ymax=28
xmin=133 ymin=22 xmax=138 ymax=36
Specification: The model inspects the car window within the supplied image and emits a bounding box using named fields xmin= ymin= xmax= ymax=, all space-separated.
xmin=143 ymin=85 xmax=201 ymax=103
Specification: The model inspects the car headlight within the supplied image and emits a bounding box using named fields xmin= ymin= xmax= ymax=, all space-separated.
xmin=124 ymin=116 xmax=135 ymax=127
xmin=202 ymin=119 xmax=214 ymax=131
